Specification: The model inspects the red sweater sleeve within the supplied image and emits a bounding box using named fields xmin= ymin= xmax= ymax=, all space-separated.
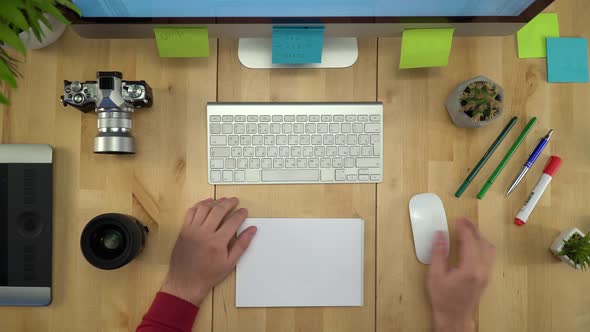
xmin=137 ymin=292 xmax=199 ymax=332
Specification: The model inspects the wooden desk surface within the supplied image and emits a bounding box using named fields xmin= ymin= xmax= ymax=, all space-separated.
xmin=1 ymin=0 xmax=589 ymax=331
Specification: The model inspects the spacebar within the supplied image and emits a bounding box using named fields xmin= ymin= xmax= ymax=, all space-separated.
xmin=261 ymin=170 xmax=319 ymax=182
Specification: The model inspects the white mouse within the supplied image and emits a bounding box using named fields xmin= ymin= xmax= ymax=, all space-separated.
xmin=409 ymin=193 xmax=450 ymax=264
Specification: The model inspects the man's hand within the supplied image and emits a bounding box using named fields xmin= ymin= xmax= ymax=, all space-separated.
xmin=427 ymin=218 xmax=496 ymax=332
xmin=161 ymin=197 xmax=257 ymax=306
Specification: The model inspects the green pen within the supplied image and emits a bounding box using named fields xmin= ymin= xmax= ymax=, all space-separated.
xmin=477 ymin=117 xmax=537 ymax=200
xmin=455 ymin=116 xmax=518 ymax=198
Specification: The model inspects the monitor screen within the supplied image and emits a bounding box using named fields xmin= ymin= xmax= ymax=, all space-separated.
xmin=73 ymin=0 xmax=537 ymax=18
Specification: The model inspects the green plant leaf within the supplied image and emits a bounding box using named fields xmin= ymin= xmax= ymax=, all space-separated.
xmin=56 ymin=0 xmax=81 ymax=16
xmin=24 ymin=0 xmax=45 ymax=42
xmin=0 ymin=3 xmax=30 ymax=32
xmin=0 ymin=25 xmax=27 ymax=55
xmin=35 ymin=0 xmax=70 ymax=25
xmin=0 ymin=90 xmax=9 ymax=105
xmin=0 ymin=60 xmax=18 ymax=88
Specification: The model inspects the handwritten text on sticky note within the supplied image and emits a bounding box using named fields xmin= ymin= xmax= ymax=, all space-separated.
xmin=272 ymin=26 xmax=325 ymax=64
xmin=154 ymin=27 xmax=209 ymax=58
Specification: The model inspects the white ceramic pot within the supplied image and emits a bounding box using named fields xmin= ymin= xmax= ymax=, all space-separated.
xmin=445 ymin=75 xmax=504 ymax=128
xmin=18 ymin=14 xmax=66 ymax=50
xmin=550 ymin=227 xmax=585 ymax=270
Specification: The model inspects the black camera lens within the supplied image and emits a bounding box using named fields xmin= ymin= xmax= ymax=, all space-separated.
xmin=80 ymin=213 xmax=148 ymax=270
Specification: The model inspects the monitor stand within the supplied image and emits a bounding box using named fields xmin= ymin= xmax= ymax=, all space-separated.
xmin=238 ymin=38 xmax=358 ymax=69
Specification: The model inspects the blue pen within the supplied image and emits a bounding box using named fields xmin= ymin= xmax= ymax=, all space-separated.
xmin=506 ymin=129 xmax=554 ymax=196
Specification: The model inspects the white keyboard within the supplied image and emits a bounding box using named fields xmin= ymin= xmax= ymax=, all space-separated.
xmin=207 ymin=103 xmax=383 ymax=185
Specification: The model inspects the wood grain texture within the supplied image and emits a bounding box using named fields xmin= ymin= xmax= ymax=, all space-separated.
xmin=1 ymin=1 xmax=590 ymax=331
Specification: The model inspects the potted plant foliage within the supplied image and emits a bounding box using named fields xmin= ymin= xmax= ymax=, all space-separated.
xmin=550 ymin=227 xmax=590 ymax=271
xmin=445 ymin=76 xmax=504 ymax=128
xmin=0 ymin=0 xmax=80 ymax=104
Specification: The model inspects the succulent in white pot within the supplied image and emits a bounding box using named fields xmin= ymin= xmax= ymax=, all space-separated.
xmin=445 ymin=76 xmax=504 ymax=128
xmin=550 ymin=227 xmax=590 ymax=270
xmin=0 ymin=0 xmax=80 ymax=104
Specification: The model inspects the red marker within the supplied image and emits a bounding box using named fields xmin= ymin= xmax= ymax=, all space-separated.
xmin=515 ymin=156 xmax=562 ymax=226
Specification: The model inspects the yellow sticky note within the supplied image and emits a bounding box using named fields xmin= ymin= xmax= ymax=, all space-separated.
xmin=517 ymin=13 xmax=560 ymax=58
xmin=154 ymin=27 xmax=209 ymax=58
xmin=400 ymin=28 xmax=454 ymax=69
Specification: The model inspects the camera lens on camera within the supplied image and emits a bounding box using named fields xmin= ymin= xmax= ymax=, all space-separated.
xmin=80 ymin=213 xmax=148 ymax=270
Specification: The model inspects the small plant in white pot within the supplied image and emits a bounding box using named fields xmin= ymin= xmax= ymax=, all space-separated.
xmin=445 ymin=76 xmax=504 ymax=128
xmin=550 ymin=228 xmax=590 ymax=271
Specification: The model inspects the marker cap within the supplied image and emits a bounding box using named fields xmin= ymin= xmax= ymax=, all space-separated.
xmin=514 ymin=218 xmax=526 ymax=226
xmin=543 ymin=156 xmax=562 ymax=177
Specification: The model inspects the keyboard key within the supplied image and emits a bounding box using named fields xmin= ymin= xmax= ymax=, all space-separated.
xmin=291 ymin=146 xmax=302 ymax=157
xmin=297 ymin=115 xmax=308 ymax=122
xmin=279 ymin=146 xmax=290 ymax=157
xmin=235 ymin=115 xmax=246 ymax=122
xmin=284 ymin=115 xmax=295 ymax=122
xmin=345 ymin=157 xmax=355 ymax=168
xmin=311 ymin=135 xmax=323 ymax=145
xmin=240 ymin=135 xmax=251 ymax=145
xmin=338 ymin=147 xmax=349 ymax=156
xmin=293 ymin=123 xmax=305 ymax=133
xmin=317 ymin=123 xmax=328 ymax=133
xmin=288 ymin=135 xmax=299 ymax=145
xmin=243 ymin=147 xmax=254 ymax=157
xmin=359 ymin=174 xmax=370 ymax=181
xmin=300 ymin=135 xmax=311 ymax=145
xmin=249 ymin=158 xmax=260 ymax=168
xmin=305 ymin=123 xmax=317 ymax=133
xmin=326 ymin=146 xmax=337 ymax=156
xmin=309 ymin=158 xmax=319 ymax=168
xmin=323 ymin=134 xmax=335 ymax=145
xmin=286 ymin=158 xmax=297 ymax=168
xmin=309 ymin=115 xmax=320 ymax=122
xmin=356 ymin=158 xmax=381 ymax=168
xmin=228 ymin=135 xmax=239 ymax=146
xmin=225 ymin=158 xmax=236 ymax=169
xmin=255 ymin=147 xmax=266 ymax=157
xmin=234 ymin=123 xmax=246 ymax=134
xmin=222 ymin=170 xmax=233 ymax=182
xmin=267 ymin=146 xmax=278 ymax=157
xmin=247 ymin=115 xmax=258 ymax=122
xmin=333 ymin=158 xmax=344 ymax=168
xmin=321 ymin=168 xmax=335 ymax=181
xmin=302 ymin=146 xmax=314 ymax=157
xmin=210 ymin=115 xmax=221 ymax=122
xmin=261 ymin=158 xmax=273 ymax=169
xmin=211 ymin=147 xmax=230 ymax=157
xmin=371 ymin=134 xmax=380 ymax=144
xmin=336 ymin=169 xmax=346 ymax=181
xmin=358 ymin=114 xmax=369 ymax=122
xmin=210 ymin=170 xmax=221 ymax=182
xmin=258 ymin=123 xmax=269 ymax=134
xmin=282 ymin=123 xmax=293 ymax=134
xmin=246 ymin=170 xmax=260 ymax=182
xmin=373 ymin=142 xmax=381 ymax=156
xmin=329 ymin=123 xmax=340 ymax=133
xmin=262 ymin=170 xmax=319 ymax=182
xmin=347 ymin=134 xmax=357 ymax=145
xmin=341 ymin=123 xmax=352 ymax=133
xmin=210 ymin=123 xmax=221 ymax=134
xmin=353 ymin=123 xmax=364 ymax=133
xmin=359 ymin=134 xmax=370 ymax=145
xmin=361 ymin=146 xmax=372 ymax=156
xmin=273 ymin=158 xmax=285 ymax=168
xmin=297 ymin=158 xmax=308 ymax=168
xmin=365 ymin=123 xmax=380 ymax=133
xmin=235 ymin=170 xmax=245 ymax=182
xmin=270 ymin=123 xmax=282 ymax=134
xmin=222 ymin=123 xmax=233 ymax=134
xmin=246 ymin=123 xmax=257 ymax=134
xmin=264 ymin=135 xmax=275 ymax=145
xmin=210 ymin=135 xmax=227 ymax=146
xmin=276 ymin=135 xmax=287 ymax=145
xmin=321 ymin=115 xmax=332 ymax=122
xmin=259 ymin=115 xmax=271 ymax=122
xmin=314 ymin=146 xmax=326 ymax=157
xmin=370 ymin=174 xmax=382 ymax=181
xmin=334 ymin=115 xmax=344 ymax=122
xmin=358 ymin=169 xmax=369 ymax=175
xmin=222 ymin=115 xmax=233 ymax=122
xmin=370 ymin=114 xmax=381 ymax=122
xmin=210 ymin=158 xmax=224 ymax=169
xmin=238 ymin=158 xmax=249 ymax=169
xmin=345 ymin=115 xmax=356 ymax=122
xmin=335 ymin=134 xmax=346 ymax=145
xmin=350 ymin=146 xmax=360 ymax=156
xmin=272 ymin=115 xmax=283 ymax=122
xmin=231 ymin=147 xmax=242 ymax=157
xmin=252 ymin=135 xmax=263 ymax=145
xmin=320 ymin=158 xmax=331 ymax=168
xmin=347 ymin=174 xmax=358 ymax=181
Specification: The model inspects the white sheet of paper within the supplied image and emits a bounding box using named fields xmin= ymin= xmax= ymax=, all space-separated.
xmin=236 ymin=218 xmax=364 ymax=308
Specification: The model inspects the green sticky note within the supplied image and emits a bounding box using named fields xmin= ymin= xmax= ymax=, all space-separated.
xmin=516 ymin=13 xmax=560 ymax=58
xmin=400 ymin=28 xmax=455 ymax=69
xmin=154 ymin=27 xmax=209 ymax=58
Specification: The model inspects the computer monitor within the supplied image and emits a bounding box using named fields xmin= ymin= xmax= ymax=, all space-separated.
xmin=66 ymin=0 xmax=555 ymax=68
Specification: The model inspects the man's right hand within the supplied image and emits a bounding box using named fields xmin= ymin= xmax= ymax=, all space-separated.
xmin=427 ymin=218 xmax=496 ymax=332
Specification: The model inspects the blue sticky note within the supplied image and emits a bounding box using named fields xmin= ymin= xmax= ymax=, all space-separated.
xmin=272 ymin=26 xmax=325 ymax=64
xmin=547 ymin=37 xmax=589 ymax=83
